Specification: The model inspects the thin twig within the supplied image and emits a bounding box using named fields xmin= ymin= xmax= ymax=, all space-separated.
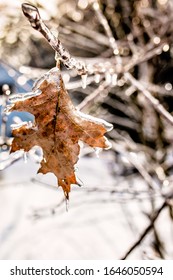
xmin=124 ymin=72 xmax=173 ymax=126
xmin=91 ymin=0 xmax=122 ymax=66
xmin=21 ymin=3 xmax=86 ymax=75
xmin=121 ymin=201 xmax=167 ymax=260
xmin=124 ymin=42 xmax=167 ymax=73
xmin=77 ymin=80 xmax=110 ymax=110
xmin=111 ymin=141 xmax=159 ymax=190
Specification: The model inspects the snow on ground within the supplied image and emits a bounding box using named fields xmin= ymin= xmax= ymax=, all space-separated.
xmin=0 ymin=154 xmax=172 ymax=260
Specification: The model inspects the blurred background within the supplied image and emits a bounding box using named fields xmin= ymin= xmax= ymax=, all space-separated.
xmin=0 ymin=0 xmax=173 ymax=260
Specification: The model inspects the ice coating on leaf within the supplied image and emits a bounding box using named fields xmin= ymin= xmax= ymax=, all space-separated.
xmin=76 ymin=175 xmax=83 ymax=187
xmin=11 ymin=121 xmax=33 ymax=131
xmin=9 ymin=90 xmax=42 ymax=103
xmin=4 ymin=104 xmax=14 ymax=114
xmin=103 ymin=136 xmax=112 ymax=150
xmin=11 ymin=121 xmax=30 ymax=130
xmin=33 ymin=68 xmax=61 ymax=92
xmin=10 ymin=67 xmax=113 ymax=199
xmin=32 ymin=75 xmax=49 ymax=92
xmin=77 ymin=111 xmax=113 ymax=132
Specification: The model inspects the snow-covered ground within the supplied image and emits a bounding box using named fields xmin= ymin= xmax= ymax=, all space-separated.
xmin=1 ymin=152 xmax=171 ymax=260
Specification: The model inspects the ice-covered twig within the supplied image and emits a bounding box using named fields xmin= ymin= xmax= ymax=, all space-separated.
xmin=124 ymin=41 xmax=167 ymax=73
xmin=77 ymin=80 xmax=110 ymax=111
xmin=21 ymin=3 xmax=87 ymax=76
xmin=121 ymin=201 xmax=167 ymax=260
xmin=91 ymin=0 xmax=122 ymax=67
xmin=124 ymin=72 xmax=173 ymax=126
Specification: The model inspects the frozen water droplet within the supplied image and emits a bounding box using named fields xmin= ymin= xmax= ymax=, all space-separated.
xmin=81 ymin=74 xmax=87 ymax=89
xmin=105 ymin=73 xmax=112 ymax=85
xmin=76 ymin=176 xmax=83 ymax=187
xmin=103 ymin=121 xmax=113 ymax=132
xmin=65 ymin=198 xmax=69 ymax=212
xmin=94 ymin=147 xmax=102 ymax=158
xmin=29 ymin=146 xmax=43 ymax=163
xmin=27 ymin=121 xmax=33 ymax=129
xmin=104 ymin=137 xmax=112 ymax=150
xmin=94 ymin=74 xmax=101 ymax=83
xmin=111 ymin=73 xmax=117 ymax=86
xmin=78 ymin=140 xmax=84 ymax=149
xmin=4 ymin=104 xmax=14 ymax=114
xmin=74 ymin=166 xmax=79 ymax=172
xmin=55 ymin=51 xmax=60 ymax=61
xmin=23 ymin=152 xmax=28 ymax=163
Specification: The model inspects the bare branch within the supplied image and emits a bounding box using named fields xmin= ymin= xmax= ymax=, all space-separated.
xmin=121 ymin=201 xmax=167 ymax=260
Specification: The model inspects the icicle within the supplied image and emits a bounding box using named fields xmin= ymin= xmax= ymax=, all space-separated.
xmin=74 ymin=166 xmax=79 ymax=172
xmin=81 ymin=74 xmax=87 ymax=89
xmin=111 ymin=73 xmax=118 ymax=86
xmin=76 ymin=175 xmax=83 ymax=187
xmin=104 ymin=136 xmax=112 ymax=150
xmin=65 ymin=198 xmax=69 ymax=212
xmin=105 ymin=72 xmax=112 ymax=85
xmin=94 ymin=147 xmax=103 ymax=158
xmin=27 ymin=121 xmax=33 ymax=129
xmin=23 ymin=152 xmax=28 ymax=163
xmin=94 ymin=73 xmax=101 ymax=83
xmin=55 ymin=51 xmax=60 ymax=62
xmin=29 ymin=146 xmax=43 ymax=163
xmin=78 ymin=140 xmax=84 ymax=149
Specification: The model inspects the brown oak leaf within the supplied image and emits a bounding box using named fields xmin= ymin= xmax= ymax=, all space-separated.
xmin=10 ymin=67 xmax=113 ymax=199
